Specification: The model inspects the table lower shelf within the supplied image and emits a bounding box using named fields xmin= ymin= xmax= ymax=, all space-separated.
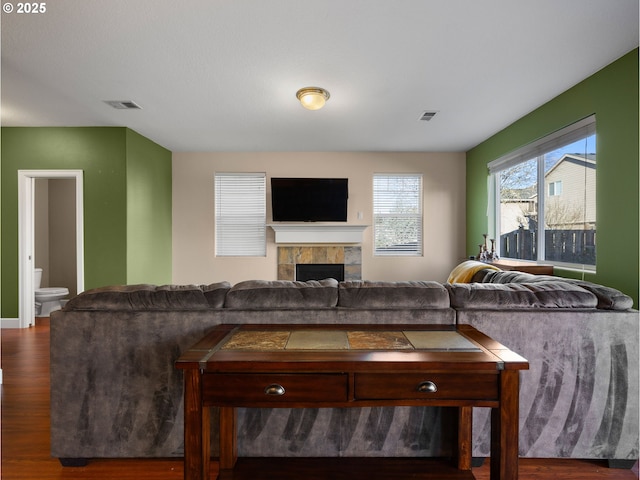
xmin=216 ymin=457 xmax=477 ymax=480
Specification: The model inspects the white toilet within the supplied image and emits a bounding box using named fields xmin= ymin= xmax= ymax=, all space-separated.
xmin=34 ymin=268 xmax=69 ymax=317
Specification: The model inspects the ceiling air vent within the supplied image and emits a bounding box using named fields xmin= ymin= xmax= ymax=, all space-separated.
xmin=104 ymin=100 xmax=142 ymax=110
xmin=418 ymin=111 xmax=438 ymax=121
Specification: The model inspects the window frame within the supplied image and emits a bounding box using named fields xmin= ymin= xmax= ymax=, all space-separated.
xmin=373 ymin=173 xmax=423 ymax=257
xmin=214 ymin=172 xmax=266 ymax=257
xmin=488 ymin=115 xmax=596 ymax=271
xmin=548 ymin=180 xmax=562 ymax=197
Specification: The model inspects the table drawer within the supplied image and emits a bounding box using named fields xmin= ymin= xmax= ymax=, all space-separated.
xmin=354 ymin=373 xmax=498 ymax=400
xmin=203 ymin=373 xmax=348 ymax=404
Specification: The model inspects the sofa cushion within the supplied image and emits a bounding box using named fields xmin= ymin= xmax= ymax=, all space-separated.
xmin=568 ymin=281 xmax=634 ymax=310
xmin=447 ymin=260 xmax=501 ymax=283
xmin=64 ymin=284 xmax=211 ymax=311
xmin=478 ymin=269 xmax=633 ymax=310
xmin=445 ymin=282 xmax=598 ymax=309
xmin=470 ymin=268 xmax=493 ymax=283
xmin=338 ymin=281 xmax=450 ymax=309
xmin=479 ymin=270 xmax=538 ymax=284
xmin=224 ymin=279 xmax=339 ymax=308
xmin=201 ymin=282 xmax=232 ymax=308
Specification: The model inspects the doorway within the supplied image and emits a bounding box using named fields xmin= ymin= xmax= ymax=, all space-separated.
xmin=18 ymin=170 xmax=84 ymax=328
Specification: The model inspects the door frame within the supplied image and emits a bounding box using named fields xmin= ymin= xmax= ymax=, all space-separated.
xmin=18 ymin=170 xmax=84 ymax=328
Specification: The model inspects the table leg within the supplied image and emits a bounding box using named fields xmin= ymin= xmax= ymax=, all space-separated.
xmin=219 ymin=407 xmax=238 ymax=470
xmin=457 ymin=406 xmax=473 ymax=470
xmin=490 ymin=370 xmax=520 ymax=480
xmin=184 ymin=369 xmax=210 ymax=480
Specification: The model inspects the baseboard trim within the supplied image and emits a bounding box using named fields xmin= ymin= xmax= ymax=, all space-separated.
xmin=1 ymin=318 xmax=22 ymax=329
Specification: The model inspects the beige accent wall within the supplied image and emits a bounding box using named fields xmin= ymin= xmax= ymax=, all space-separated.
xmin=34 ymin=178 xmax=77 ymax=295
xmin=49 ymin=179 xmax=77 ymax=295
xmin=35 ymin=179 xmax=50 ymax=286
xmin=172 ymin=152 xmax=466 ymax=285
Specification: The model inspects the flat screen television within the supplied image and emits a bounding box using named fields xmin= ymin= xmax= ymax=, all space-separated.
xmin=271 ymin=178 xmax=348 ymax=222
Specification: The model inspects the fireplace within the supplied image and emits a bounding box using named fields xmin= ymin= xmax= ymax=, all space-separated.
xmin=296 ymin=263 xmax=345 ymax=282
xmin=277 ymin=246 xmax=361 ymax=281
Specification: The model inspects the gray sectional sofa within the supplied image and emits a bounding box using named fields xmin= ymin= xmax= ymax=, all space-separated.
xmin=49 ymin=268 xmax=639 ymax=468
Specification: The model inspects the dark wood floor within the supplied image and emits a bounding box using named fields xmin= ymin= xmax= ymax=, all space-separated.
xmin=1 ymin=319 xmax=637 ymax=480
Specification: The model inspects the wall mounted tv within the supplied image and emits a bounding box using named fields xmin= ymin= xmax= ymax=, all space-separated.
xmin=271 ymin=178 xmax=348 ymax=222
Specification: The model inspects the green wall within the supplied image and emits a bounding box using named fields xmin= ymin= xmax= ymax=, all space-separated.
xmin=1 ymin=127 xmax=172 ymax=318
xmin=125 ymin=129 xmax=172 ymax=284
xmin=466 ymin=49 xmax=639 ymax=307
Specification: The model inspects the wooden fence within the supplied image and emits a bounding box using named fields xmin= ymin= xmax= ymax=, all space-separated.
xmin=501 ymin=228 xmax=596 ymax=265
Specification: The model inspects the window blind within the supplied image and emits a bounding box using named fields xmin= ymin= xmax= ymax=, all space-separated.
xmin=214 ymin=173 xmax=266 ymax=256
xmin=488 ymin=115 xmax=596 ymax=174
xmin=373 ymin=174 xmax=423 ymax=256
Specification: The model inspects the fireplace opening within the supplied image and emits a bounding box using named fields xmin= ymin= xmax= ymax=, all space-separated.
xmin=296 ymin=264 xmax=345 ymax=282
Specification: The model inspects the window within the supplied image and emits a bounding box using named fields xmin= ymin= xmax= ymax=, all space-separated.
xmin=548 ymin=181 xmax=562 ymax=196
xmin=488 ymin=116 xmax=596 ymax=268
xmin=214 ymin=173 xmax=266 ymax=256
xmin=373 ymin=174 xmax=423 ymax=256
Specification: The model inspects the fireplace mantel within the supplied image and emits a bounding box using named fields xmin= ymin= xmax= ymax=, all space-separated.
xmin=269 ymin=224 xmax=369 ymax=244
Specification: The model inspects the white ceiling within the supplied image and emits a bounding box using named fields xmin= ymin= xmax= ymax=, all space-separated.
xmin=2 ymin=0 xmax=638 ymax=152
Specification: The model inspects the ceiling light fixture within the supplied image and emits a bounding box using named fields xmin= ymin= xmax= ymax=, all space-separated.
xmin=296 ymin=87 xmax=330 ymax=110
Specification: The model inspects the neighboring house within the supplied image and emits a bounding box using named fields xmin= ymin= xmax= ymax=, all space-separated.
xmin=500 ymin=198 xmax=535 ymax=234
xmin=501 ymin=153 xmax=596 ymax=233
xmin=544 ymin=154 xmax=596 ymax=230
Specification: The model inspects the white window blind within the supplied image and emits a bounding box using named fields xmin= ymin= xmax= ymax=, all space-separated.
xmin=215 ymin=173 xmax=266 ymax=256
xmin=373 ymin=174 xmax=423 ymax=256
xmin=488 ymin=115 xmax=596 ymax=174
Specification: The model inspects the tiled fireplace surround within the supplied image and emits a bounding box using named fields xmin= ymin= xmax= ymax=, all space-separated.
xmin=277 ymin=246 xmax=362 ymax=281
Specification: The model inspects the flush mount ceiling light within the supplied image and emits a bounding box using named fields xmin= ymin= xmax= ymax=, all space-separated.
xmin=296 ymin=87 xmax=330 ymax=110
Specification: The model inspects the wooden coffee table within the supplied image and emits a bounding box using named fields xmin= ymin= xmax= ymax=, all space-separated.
xmin=176 ymin=324 xmax=528 ymax=480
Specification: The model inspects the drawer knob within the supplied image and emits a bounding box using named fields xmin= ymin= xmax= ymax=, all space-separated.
xmin=264 ymin=384 xmax=286 ymax=396
xmin=417 ymin=381 xmax=438 ymax=393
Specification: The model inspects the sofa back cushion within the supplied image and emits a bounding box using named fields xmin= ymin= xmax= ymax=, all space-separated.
xmin=446 ymin=282 xmax=598 ymax=309
xmin=569 ymin=281 xmax=635 ymax=310
xmin=224 ymin=279 xmax=339 ymax=308
xmin=201 ymin=282 xmax=233 ymax=308
xmin=338 ymin=281 xmax=450 ymax=309
xmin=478 ymin=270 xmax=633 ymax=310
xmin=64 ymin=283 xmax=219 ymax=311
